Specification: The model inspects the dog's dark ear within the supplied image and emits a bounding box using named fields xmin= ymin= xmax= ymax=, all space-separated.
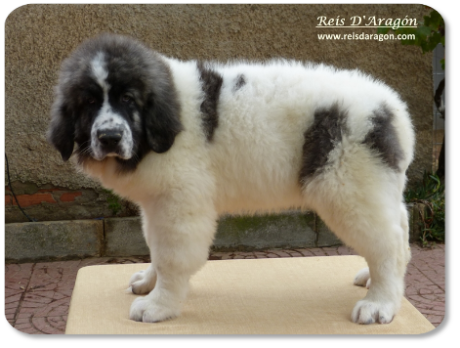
xmin=47 ymin=101 xmax=75 ymax=162
xmin=144 ymin=84 xmax=182 ymax=154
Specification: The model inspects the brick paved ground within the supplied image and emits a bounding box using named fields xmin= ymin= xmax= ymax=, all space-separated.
xmin=5 ymin=243 xmax=445 ymax=334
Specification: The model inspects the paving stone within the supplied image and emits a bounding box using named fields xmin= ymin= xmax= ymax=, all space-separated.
xmin=296 ymin=249 xmax=316 ymax=257
xmin=221 ymin=254 xmax=234 ymax=260
xmin=14 ymin=318 xmax=42 ymax=334
xmin=23 ymin=316 xmax=63 ymax=334
xmin=253 ymin=251 xmax=269 ymax=257
xmin=271 ymin=251 xmax=292 ymax=258
xmin=232 ymin=255 xmax=246 ymax=259
xmin=307 ymin=248 xmax=328 ymax=256
xmin=5 ymin=307 xmax=19 ymax=321
xmin=286 ymin=250 xmax=303 ymax=257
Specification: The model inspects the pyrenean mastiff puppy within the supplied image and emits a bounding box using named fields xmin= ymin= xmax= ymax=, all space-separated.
xmin=48 ymin=34 xmax=414 ymax=325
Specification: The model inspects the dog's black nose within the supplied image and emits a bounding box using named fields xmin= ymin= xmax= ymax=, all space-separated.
xmin=97 ymin=130 xmax=123 ymax=149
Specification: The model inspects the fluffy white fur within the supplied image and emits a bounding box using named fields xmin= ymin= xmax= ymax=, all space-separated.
xmin=61 ymin=42 xmax=414 ymax=325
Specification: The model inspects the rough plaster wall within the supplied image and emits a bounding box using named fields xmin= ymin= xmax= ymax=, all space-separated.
xmin=5 ymin=4 xmax=433 ymax=190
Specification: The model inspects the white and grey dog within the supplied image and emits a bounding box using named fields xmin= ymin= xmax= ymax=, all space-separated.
xmin=48 ymin=34 xmax=415 ymax=324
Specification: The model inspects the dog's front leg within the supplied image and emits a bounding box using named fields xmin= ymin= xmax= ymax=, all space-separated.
xmin=128 ymin=263 xmax=157 ymax=295
xmin=129 ymin=266 xmax=190 ymax=323
xmin=129 ymin=198 xmax=217 ymax=323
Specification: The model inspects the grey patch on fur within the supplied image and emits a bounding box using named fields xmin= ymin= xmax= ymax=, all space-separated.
xmin=197 ymin=61 xmax=223 ymax=142
xmin=363 ymin=104 xmax=404 ymax=171
xmin=300 ymin=102 xmax=348 ymax=184
xmin=233 ymin=74 xmax=246 ymax=91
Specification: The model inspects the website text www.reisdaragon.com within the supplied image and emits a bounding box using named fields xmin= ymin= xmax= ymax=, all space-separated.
xmin=318 ymin=32 xmax=416 ymax=42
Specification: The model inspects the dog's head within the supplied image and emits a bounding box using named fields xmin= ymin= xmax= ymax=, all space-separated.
xmin=48 ymin=34 xmax=182 ymax=170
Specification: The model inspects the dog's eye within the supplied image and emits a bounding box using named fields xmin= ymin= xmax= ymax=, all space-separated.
xmin=122 ymin=94 xmax=133 ymax=103
xmin=88 ymin=97 xmax=96 ymax=105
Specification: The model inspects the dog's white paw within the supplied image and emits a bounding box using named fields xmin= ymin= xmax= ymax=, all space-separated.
xmin=129 ymin=296 xmax=180 ymax=323
xmin=351 ymin=299 xmax=395 ymax=324
xmin=128 ymin=268 xmax=157 ymax=295
xmin=353 ymin=267 xmax=371 ymax=289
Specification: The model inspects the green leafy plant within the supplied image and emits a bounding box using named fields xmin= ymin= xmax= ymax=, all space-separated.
xmin=377 ymin=9 xmax=445 ymax=68
xmin=405 ymin=172 xmax=445 ymax=246
xmin=102 ymin=189 xmax=123 ymax=215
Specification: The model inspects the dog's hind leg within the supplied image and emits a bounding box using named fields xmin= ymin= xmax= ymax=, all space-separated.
xmin=352 ymin=201 xmax=411 ymax=290
xmin=348 ymin=208 xmax=408 ymax=325
xmin=303 ymin=166 xmax=410 ymax=324
xmin=400 ymin=201 xmax=412 ymax=265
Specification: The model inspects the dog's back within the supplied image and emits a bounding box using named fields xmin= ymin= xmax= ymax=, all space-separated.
xmin=164 ymin=59 xmax=414 ymax=214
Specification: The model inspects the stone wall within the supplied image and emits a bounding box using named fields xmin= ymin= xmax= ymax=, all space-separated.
xmin=5 ymin=4 xmax=434 ymax=222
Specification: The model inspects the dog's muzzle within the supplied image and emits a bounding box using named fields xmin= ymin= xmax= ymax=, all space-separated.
xmin=91 ymin=125 xmax=133 ymax=161
xmin=91 ymin=112 xmax=134 ymax=161
xmin=97 ymin=129 xmax=124 ymax=153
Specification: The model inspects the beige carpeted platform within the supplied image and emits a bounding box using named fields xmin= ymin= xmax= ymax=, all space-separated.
xmin=66 ymin=256 xmax=434 ymax=335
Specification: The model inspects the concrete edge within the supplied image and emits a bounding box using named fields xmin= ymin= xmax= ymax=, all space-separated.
xmin=5 ymin=206 xmax=424 ymax=263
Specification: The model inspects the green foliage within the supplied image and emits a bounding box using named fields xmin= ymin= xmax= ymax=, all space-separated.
xmin=405 ymin=172 xmax=445 ymax=246
xmin=102 ymin=189 xmax=123 ymax=215
xmin=377 ymin=10 xmax=444 ymax=69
